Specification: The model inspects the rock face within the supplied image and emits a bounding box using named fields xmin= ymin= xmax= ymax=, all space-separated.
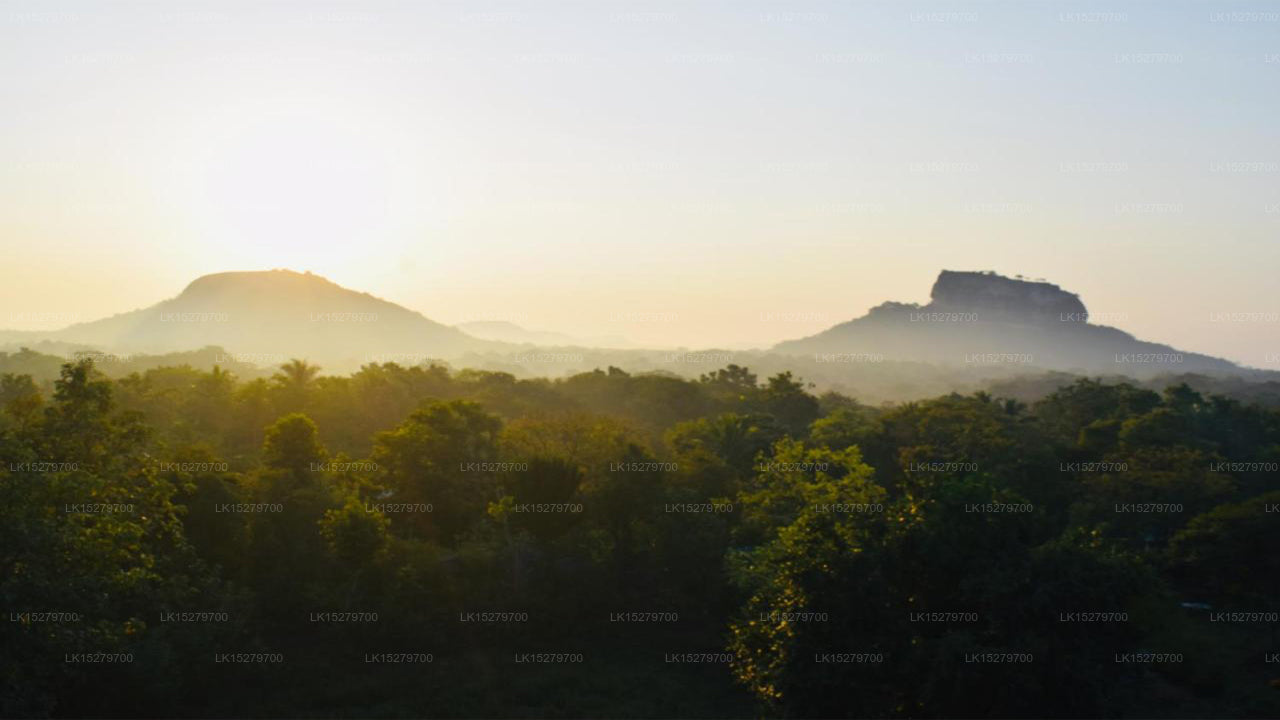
xmin=772 ymin=270 xmax=1241 ymax=377
xmin=929 ymin=271 xmax=1087 ymax=324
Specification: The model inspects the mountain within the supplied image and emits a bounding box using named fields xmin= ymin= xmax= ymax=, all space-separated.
xmin=3 ymin=268 xmax=1264 ymax=387
xmin=38 ymin=269 xmax=495 ymax=369
xmin=773 ymin=270 xmax=1244 ymax=377
xmin=456 ymin=321 xmax=636 ymax=348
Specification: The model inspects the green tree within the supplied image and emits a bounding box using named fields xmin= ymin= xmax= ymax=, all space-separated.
xmin=0 ymin=360 xmax=224 ymax=716
xmin=262 ymin=413 xmax=327 ymax=479
xmin=758 ymin=371 xmax=820 ymax=435
xmin=373 ymin=399 xmax=502 ymax=541
xmin=271 ymin=358 xmax=321 ymax=412
xmin=1167 ymin=490 xmax=1280 ymax=605
xmin=667 ymin=412 xmax=782 ymax=480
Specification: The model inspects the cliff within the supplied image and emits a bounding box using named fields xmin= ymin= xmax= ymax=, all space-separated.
xmin=929 ymin=271 xmax=1087 ymax=324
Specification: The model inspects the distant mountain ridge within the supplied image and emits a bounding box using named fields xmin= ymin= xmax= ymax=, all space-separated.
xmin=773 ymin=270 xmax=1242 ymax=377
xmin=456 ymin=320 xmax=636 ymax=349
xmin=0 ymin=268 xmax=1262 ymax=383
xmin=30 ymin=269 xmax=496 ymax=368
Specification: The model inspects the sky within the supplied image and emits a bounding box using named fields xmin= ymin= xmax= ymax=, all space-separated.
xmin=2 ymin=0 xmax=1278 ymax=365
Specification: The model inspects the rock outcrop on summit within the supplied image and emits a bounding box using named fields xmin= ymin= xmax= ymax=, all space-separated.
xmin=929 ymin=270 xmax=1087 ymax=324
xmin=773 ymin=270 xmax=1241 ymax=377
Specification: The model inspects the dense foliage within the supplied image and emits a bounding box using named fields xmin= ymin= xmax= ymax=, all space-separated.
xmin=2 ymin=360 xmax=1277 ymax=718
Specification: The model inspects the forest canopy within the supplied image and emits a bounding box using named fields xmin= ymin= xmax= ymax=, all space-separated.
xmin=2 ymin=359 xmax=1278 ymax=718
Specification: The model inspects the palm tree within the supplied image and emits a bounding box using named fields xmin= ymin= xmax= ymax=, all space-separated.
xmin=272 ymin=359 xmax=321 ymax=390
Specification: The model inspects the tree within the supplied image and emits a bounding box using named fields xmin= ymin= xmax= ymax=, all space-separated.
xmin=262 ymin=413 xmax=326 ymax=479
xmin=242 ymin=414 xmax=337 ymax=626
xmin=1167 ymin=490 xmax=1280 ymax=605
xmin=700 ymin=364 xmax=758 ymax=391
xmin=758 ymin=371 xmax=820 ymax=435
xmin=319 ymin=496 xmax=390 ymax=605
xmin=273 ymin=358 xmax=321 ymax=388
xmin=0 ymin=373 xmax=42 ymax=434
xmin=373 ymin=400 xmax=502 ymax=541
xmin=810 ymin=404 xmax=879 ymax=451
xmin=667 ymin=412 xmax=783 ymax=480
xmin=271 ymin=358 xmax=321 ymax=412
xmin=0 ymin=360 xmax=225 ymax=716
xmin=729 ymin=453 xmax=1161 ymax=718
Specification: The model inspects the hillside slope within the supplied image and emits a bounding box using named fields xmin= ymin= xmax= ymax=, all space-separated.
xmin=774 ymin=270 xmax=1243 ymax=378
xmin=46 ymin=269 xmax=496 ymax=367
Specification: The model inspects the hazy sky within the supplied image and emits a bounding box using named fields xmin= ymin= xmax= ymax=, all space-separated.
xmin=2 ymin=0 xmax=1278 ymax=365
